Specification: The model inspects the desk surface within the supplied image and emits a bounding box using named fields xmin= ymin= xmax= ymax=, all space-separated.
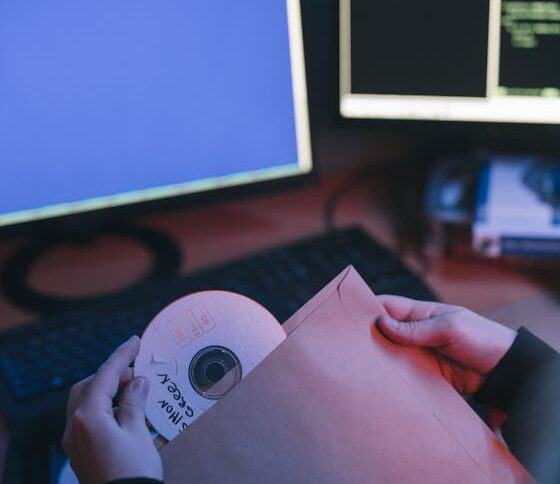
xmin=1 ymin=173 xmax=559 ymax=348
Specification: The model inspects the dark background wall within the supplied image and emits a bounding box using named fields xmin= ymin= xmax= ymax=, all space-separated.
xmin=300 ymin=0 xmax=560 ymax=175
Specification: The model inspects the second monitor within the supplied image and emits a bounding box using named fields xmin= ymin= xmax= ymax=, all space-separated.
xmin=340 ymin=0 xmax=560 ymax=124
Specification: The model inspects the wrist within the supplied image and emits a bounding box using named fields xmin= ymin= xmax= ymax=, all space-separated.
xmin=475 ymin=327 xmax=556 ymax=412
xmin=487 ymin=323 xmax=517 ymax=373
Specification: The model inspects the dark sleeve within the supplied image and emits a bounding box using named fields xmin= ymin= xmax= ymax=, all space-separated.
xmin=104 ymin=479 xmax=163 ymax=484
xmin=475 ymin=327 xmax=560 ymax=484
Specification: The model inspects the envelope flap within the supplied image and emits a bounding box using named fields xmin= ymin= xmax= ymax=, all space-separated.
xmin=282 ymin=265 xmax=352 ymax=335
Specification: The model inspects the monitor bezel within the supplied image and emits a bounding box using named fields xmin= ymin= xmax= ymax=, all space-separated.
xmin=0 ymin=171 xmax=315 ymax=240
xmin=339 ymin=0 xmax=560 ymax=126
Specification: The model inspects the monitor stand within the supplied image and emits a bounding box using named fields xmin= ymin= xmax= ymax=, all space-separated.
xmin=0 ymin=224 xmax=182 ymax=314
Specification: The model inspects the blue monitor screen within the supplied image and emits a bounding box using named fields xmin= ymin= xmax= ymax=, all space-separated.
xmin=0 ymin=0 xmax=311 ymax=226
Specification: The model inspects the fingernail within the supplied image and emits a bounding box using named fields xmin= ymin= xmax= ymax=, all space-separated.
xmin=124 ymin=335 xmax=139 ymax=346
xmin=380 ymin=315 xmax=398 ymax=327
xmin=131 ymin=377 xmax=148 ymax=395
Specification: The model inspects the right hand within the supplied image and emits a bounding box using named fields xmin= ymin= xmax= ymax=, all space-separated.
xmin=376 ymin=295 xmax=517 ymax=395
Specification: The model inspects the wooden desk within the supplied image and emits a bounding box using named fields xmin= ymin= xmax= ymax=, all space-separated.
xmin=0 ymin=173 xmax=559 ymax=349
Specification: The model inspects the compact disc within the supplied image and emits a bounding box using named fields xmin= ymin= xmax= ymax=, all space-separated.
xmin=134 ymin=290 xmax=286 ymax=441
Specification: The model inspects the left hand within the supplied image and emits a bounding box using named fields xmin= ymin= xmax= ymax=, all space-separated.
xmin=376 ymin=295 xmax=516 ymax=395
xmin=62 ymin=336 xmax=163 ymax=484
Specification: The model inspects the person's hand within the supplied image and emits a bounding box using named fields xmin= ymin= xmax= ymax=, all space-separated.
xmin=62 ymin=336 xmax=163 ymax=484
xmin=375 ymin=295 xmax=517 ymax=395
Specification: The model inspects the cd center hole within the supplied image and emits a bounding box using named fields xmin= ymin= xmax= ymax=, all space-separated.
xmin=206 ymin=362 xmax=226 ymax=383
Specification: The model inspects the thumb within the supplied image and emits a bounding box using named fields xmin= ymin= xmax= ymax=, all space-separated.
xmin=117 ymin=376 xmax=149 ymax=429
xmin=376 ymin=314 xmax=449 ymax=348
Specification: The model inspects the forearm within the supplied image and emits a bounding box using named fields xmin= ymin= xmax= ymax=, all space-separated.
xmin=475 ymin=328 xmax=560 ymax=483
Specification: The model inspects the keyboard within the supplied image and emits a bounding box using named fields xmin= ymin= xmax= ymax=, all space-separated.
xmin=0 ymin=227 xmax=436 ymax=431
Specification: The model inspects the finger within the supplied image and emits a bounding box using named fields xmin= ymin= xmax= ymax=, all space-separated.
xmin=119 ymin=367 xmax=134 ymax=387
xmin=66 ymin=374 xmax=94 ymax=420
xmin=376 ymin=314 xmax=451 ymax=348
xmin=377 ymin=295 xmax=444 ymax=322
xmin=63 ymin=373 xmax=96 ymax=455
xmin=67 ymin=367 xmax=133 ymax=419
xmin=117 ymin=377 xmax=150 ymax=430
xmin=87 ymin=336 xmax=141 ymax=411
xmin=113 ymin=367 xmax=136 ymax=402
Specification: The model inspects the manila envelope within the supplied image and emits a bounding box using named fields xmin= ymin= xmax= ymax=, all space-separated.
xmin=160 ymin=266 xmax=532 ymax=483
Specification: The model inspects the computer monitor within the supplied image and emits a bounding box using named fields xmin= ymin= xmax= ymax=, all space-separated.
xmin=0 ymin=0 xmax=312 ymax=233
xmin=340 ymin=0 xmax=560 ymax=125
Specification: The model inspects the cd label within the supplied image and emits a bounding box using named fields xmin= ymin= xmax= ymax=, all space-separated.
xmin=135 ymin=291 xmax=286 ymax=441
